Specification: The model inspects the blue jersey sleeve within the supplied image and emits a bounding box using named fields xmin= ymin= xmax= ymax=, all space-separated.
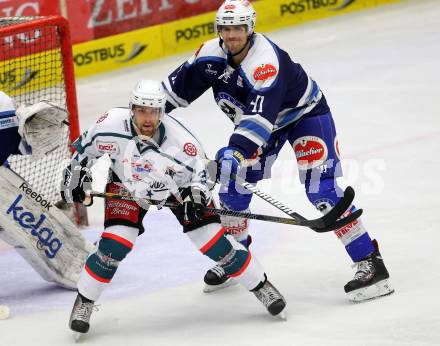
xmin=163 ymin=59 xmax=212 ymax=113
xmin=0 ymin=110 xmax=21 ymax=165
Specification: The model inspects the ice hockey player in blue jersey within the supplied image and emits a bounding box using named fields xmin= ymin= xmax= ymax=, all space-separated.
xmin=162 ymin=0 xmax=394 ymax=302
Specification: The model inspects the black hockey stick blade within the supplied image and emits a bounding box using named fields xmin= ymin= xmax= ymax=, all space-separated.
xmin=299 ymin=186 xmax=359 ymax=232
xmin=313 ymin=208 xmax=363 ymax=232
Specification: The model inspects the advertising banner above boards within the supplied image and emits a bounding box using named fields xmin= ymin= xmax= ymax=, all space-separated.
xmin=255 ymin=0 xmax=402 ymax=33
xmin=0 ymin=0 xmax=226 ymax=44
xmin=65 ymin=0 xmax=225 ymax=44
xmin=71 ymin=0 xmax=402 ymax=78
xmin=0 ymin=0 xmax=60 ymax=17
xmin=72 ymin=24 xmax=163 ymax=78
xmin=0 ymin=0 xmax=402 ymax=81
xmin=0 ymin=49 xmax=63 ymax=97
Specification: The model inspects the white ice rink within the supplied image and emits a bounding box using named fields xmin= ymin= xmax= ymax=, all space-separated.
xmin=1 ymin=0 xmax=440 ymax=344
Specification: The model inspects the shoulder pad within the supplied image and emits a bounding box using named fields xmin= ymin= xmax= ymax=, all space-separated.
xmin=162 ymin=115 xmax=206 ymax=158
xmin=187 ymin=38 xmax=225 ymax=65
xmin=240 ymin=34 xmax=280 ymax=91
xmin=94 ymin=107 xmax=131 ymax=134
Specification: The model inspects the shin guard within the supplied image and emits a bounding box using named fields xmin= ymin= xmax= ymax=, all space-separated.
xmin=77 ymin=225 xmax=137 ymax=301
xmin=306 ymin=178 xmax=374 ymax=261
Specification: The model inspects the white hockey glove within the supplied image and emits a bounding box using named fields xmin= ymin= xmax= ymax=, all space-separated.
xmin=61 ymin=160 xmax=93 ymax=204
xmin=16 ymin=100 xmax=68 ymax=160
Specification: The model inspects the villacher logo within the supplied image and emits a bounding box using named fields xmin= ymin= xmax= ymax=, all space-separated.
xmin=253 ymin=64 xmax=277 ymax=81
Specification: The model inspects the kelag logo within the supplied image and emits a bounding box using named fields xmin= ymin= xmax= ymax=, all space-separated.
xmin=280 ymin=0 xmax=356 ymax=16
xmin=74 ymin=42 xmax=148 ymax=66
xmin=175 ymin=22 xmax=215 ymax=42
xmin=6 ymin=194 xmax=62 ymax=259
xmin=0 ymin=67 xmax=39 ymax=90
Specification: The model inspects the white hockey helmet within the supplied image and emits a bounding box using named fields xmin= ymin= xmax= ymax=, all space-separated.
xmin=215 ymin=0 xmax=257 ymax=36
xmin=129 ymin=79 xmax=166 ymax=122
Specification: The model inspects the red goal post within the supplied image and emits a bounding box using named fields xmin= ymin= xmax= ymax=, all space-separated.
xmin=0 ymin=15 xmax=87 ymax=226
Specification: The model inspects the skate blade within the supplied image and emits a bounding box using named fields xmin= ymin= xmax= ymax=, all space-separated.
xmin=73 ymin=332 xmax=83 ymax=342
xmin=277 ymin=310 xmax=288 ymax=321
xmin=348 ymin=279 xmax=394 ymax=302
xmin=203 ymin=278 xmax=238 ymax=293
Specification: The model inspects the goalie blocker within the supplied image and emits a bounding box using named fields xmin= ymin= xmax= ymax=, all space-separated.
xmin=0 ymin=166 xmax=93 ymax=289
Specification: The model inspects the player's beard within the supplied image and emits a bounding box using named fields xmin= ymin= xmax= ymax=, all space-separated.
xmin=139 ymin=123 xmax=155 ymax=137
xmin=133 ymin=119 xmax=158 ymax=139
xmin=226 ymin=39 xmax=246 ymax=55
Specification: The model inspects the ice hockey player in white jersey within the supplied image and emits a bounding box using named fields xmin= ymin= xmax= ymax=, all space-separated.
xmin=61 ymin=80 xmax=286 ymax=337
xmin=0 ymin=91 xmax=92 ymax=292
xmin=162 ymin=0 xmax=393 ymax=302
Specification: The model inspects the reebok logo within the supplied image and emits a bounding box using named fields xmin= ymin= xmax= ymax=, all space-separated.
xmin=19 ymin=182 xmax=53 ymax=211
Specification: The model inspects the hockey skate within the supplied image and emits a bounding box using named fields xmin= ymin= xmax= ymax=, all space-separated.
xmin=203 ymin=265 xmax=238 ymax=293
xmin=203 ymin=235 xmax=252 ymax=293
xmin=69 ymin=293 xmax=96 ymax=340
xmin=252 ymin=277 xmax=286 ymax=318
xmin=344 ymin=239 xmax=394 ymax=302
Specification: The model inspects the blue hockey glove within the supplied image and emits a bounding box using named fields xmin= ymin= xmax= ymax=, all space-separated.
xmin=215 ymin=147 xmax=245 ymax=185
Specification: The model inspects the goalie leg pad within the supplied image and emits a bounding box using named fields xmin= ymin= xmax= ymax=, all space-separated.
xmin=78 ymin=225 xmax=137 ymax=301
xmin=306 ymin=177 xmax=374 ymax=262
xmin=0 ymin=167 xmax=93 ymax=289
xmin=187 ymin=223 xmax=264 ymax=290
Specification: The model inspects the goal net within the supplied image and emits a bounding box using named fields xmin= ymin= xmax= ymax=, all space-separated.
xmin=0 ymin=15 xmax=87 ymax=225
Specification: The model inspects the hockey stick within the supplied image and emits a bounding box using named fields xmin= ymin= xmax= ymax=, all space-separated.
xmin=208 ymin=159 xmax=362 ymax=231
xmin=231 ymin=178 xmax=361 ymax=232
xmin=87 ymin=191 xmax=346 ymax=232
